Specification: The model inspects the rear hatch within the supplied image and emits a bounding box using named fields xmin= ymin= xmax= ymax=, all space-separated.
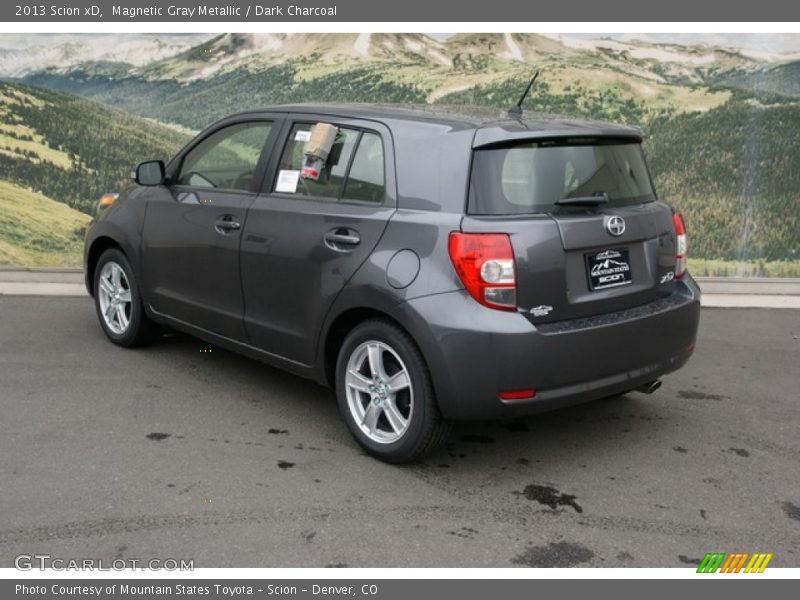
xmin=463 ymin=134 xmax=680 ymax=323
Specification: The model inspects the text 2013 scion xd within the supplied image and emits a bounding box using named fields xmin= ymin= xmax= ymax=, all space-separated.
xmin=85 ymin=101 xmax=700 ymax=463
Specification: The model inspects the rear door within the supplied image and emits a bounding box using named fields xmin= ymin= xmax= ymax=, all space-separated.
xmin=142 ymin=116 xmax=282 ymax=339
xmin=240 ymin=116 xmax=396 ymax=365
xmin=465 ymin=136 xmax=679 ymax=323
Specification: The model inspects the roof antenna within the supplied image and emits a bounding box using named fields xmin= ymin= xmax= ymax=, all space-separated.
xmin=507 ymin=71 xmax=539 ymax=119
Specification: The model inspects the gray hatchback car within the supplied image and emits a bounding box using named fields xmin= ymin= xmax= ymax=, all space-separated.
xmin=85 ymin=104 xmax=700 ymax=463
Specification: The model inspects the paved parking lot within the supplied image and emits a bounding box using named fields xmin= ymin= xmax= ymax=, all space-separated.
xmin=1 ymin=297 xmax=798 ymax=567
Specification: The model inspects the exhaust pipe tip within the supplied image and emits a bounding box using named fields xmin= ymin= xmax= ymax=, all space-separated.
xmin=637 ymin=380 xmax=663 ymax=395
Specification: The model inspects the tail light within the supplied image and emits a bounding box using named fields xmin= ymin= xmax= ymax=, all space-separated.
xmin=673 ymin=212 xmax=687 ymax=279
xmin=448 ymin=232 xmax=516 ymax=311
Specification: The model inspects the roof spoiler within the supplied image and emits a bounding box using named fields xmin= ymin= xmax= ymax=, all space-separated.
xmin=472 ymin=128 xmax=645 ymax=149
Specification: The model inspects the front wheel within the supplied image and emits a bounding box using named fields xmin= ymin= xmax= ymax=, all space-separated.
xmin=335 ymin=319 xmax=451 ymax=463
xmin=93 ymin=247 xmax=156 ymax=347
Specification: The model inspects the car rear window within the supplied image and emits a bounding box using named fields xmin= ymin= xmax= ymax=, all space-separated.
xmin=469 ymin=139 xmax=656 ymax=215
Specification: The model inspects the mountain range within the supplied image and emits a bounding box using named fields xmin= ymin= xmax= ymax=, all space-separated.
xmin=1 ymin=32 xmax=799 ymax=266
xmin=0 ymin=34 xmax=213 ymax=78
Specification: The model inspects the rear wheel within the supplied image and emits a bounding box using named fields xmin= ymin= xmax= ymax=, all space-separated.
xmin=93 ymin=247 xmax=156 ymax=347
xmin=335 ymin=319 xmax=451 ymax=463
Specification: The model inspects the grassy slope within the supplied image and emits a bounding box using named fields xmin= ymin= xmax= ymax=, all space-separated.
xmin=0 ymin=180 xmax=89 ymax=267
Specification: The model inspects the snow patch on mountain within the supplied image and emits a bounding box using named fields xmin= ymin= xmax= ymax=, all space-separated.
xmin=503 ymin=33 xmax=523 ymax=61
xmin=404 ymin=38 xmax=422 ymax=53
xmin=542 ymin=34 xmax=719 ymax=64
xmin=354 ymin=33 xmax=371 ymax=57
xmin=427 ymin=49 xmax=451 ymax=66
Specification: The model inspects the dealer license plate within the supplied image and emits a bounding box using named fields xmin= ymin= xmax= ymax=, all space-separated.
xmin=586 ymin=248 xmax=632 ymax=290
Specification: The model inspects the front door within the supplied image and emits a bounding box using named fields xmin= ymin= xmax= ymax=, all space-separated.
xmin=142 ymin=119 xmax=278 ymax=340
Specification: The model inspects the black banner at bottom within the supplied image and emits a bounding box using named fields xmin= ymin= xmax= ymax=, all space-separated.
xmin=3 ymin=579 xmax=794 ymax=600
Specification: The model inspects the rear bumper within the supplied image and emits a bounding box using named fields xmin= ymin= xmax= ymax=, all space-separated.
xmin=401 ymin=277 xmax=701 ymax=420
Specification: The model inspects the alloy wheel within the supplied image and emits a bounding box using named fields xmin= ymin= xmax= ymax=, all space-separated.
xmin=344 ymin=340 xmax=414 ymax=444
xmin=97 ymin=261 xmax=132 ymax=335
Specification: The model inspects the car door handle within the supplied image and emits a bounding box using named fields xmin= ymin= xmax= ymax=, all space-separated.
xmin=215 ymin=215 xmax=241 ymax=234
xmin=324 ymin=229 xmax=361 ymax=250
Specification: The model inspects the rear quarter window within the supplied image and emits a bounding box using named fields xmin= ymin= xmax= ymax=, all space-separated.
xmin=275 ymin=123 xmax=359 ymax=199
xmin=274 ymin=124 xmax=385 ymax=203
xmin=343 ymin=132 xmax=385 ymax=203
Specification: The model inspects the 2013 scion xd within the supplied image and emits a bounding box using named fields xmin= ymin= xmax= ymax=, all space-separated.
xmin=84 ymin=103 xmax=700 ymax=463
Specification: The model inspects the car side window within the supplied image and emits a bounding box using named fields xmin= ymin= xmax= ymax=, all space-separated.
xmin=176 ymin=121 xmax=272 ymax=192
xmin=274 ymin=123 xmax=360 ymax=199
xmin=343 ymin=132 xmax=385 ymax=203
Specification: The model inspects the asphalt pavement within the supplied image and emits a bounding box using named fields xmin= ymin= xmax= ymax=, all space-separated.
xmin=1 ymin=296 xmax=799 ymax=568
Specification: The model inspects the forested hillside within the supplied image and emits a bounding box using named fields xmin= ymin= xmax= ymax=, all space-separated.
xmin=0 ymin=81 xmax=188 ymax=214
xmin=26 ymin=64 xmax=427 ymax=130
xmin=435 ymin=77 xmax=653 ymax=126
xmin=646 ymin=94 xmax=800 ymax=261
xmin=712 ymin=61 xmax=800 ymax=98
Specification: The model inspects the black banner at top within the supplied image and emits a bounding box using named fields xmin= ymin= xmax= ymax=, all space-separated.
xmin=2 ymin=0 xmax=800 ymax=22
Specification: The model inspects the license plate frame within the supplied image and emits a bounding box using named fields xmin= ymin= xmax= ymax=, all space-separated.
xmin=586 ymin=247 xmax=633 ymax=291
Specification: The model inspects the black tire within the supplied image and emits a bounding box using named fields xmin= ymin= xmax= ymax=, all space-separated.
xmin=93 ymin=247 xmax=157 ymax=347
xmin=335 ymin=319 xmax=451 ymax=463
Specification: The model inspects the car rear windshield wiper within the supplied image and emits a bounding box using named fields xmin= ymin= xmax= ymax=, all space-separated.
xmin=554 ymin=193 xmax=609 ymax=207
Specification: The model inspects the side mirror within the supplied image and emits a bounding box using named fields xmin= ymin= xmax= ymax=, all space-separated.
xmin=133 ymin=160 xmax=165 ymax=186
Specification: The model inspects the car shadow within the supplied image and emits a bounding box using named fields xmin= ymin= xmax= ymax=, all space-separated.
xmin=141 ymin=329 xmax=673 ymax=470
